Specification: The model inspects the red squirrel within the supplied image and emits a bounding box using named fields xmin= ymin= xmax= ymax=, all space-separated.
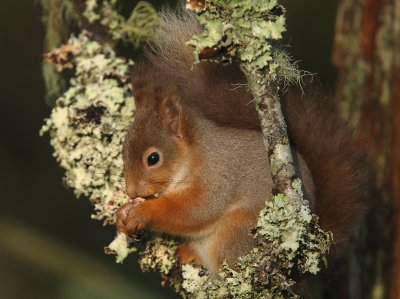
xmin=116 ymin=9 xmax=368 ymax=273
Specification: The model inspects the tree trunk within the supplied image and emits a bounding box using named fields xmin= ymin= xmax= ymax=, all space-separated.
xmin=333 ymin=0 xmax=400 ymax=298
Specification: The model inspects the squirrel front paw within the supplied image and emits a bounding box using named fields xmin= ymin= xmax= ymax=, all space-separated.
xmin=116 ymin=199 xmax=147 ymax=236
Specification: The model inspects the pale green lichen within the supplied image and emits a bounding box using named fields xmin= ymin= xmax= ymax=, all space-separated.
xmin=257 ymin=195 xmax=331 ymax=275
xmin=40 ymin=32 xmax=134 ymax=224
xmin=186 ymin=0 xmax=311 ymax=95
xmin=188 ymin=0 xmax=284 ymax=69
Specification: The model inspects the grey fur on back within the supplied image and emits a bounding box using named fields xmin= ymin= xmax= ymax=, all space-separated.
xmin=188 ymin=115 xmax=315 ymax=270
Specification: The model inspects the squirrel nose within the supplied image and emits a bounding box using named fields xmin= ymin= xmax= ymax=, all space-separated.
xmin=125 ymin=183 xmax=138 ymax=199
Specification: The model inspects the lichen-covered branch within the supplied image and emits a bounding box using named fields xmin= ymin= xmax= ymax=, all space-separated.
xmin=40 ymin=32 xmax=134 ymax=224
xmin=40 ymin=0 xmax=159 ymax=105
xmin=240 ymin=64 xmax=304 ymax=208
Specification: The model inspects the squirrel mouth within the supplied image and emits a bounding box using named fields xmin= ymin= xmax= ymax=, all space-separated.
xmin=138 ymin=192 xmax=160 ymax=201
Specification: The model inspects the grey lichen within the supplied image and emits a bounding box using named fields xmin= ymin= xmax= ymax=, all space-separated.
xmin=257 ymin=195 xmax=331 ymax=275
xmin=186 ymin=0 xmax=306 ymax=87
xmin=138 ymin=237 xmax=184 ymax=293
xmin=187 ymin=0 xmax=284 ymax=68
xmin=139 ymin=237 xmax=178 ymax=275
xmin=40 ymin=31 xmax=134 ymax=224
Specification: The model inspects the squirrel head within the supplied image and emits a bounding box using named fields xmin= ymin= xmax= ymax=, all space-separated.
xmin=123 ymin=88 xmax=194 ymax=200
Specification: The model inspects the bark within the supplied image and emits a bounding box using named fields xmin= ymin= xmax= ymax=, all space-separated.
xmin=240 ymin=64 xmax=305 ymax=209
xmin=333 ymin=0 xmax=400 ymax=297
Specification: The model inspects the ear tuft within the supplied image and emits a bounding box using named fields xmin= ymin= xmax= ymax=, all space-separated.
xmin=161 ymin=96 xmax=185 ymax=139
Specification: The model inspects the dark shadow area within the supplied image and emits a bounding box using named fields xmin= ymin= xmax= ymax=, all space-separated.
xmin=282 ymin=0 xmax=339 ymax=89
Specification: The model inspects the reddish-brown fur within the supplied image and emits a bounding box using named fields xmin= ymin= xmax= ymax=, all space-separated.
xmin=281 ymin=86 xmax=369 ymax=254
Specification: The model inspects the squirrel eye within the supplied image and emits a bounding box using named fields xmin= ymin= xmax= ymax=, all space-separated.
xmin=147 ymin=152 xmax=160 ymax=166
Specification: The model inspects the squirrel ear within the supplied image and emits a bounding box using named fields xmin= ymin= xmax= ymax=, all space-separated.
xmin=160 ymin=97 xmax=185 ymax=139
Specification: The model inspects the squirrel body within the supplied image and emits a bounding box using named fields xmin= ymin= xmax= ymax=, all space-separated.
xmin=117 ymin=7 xmax=368 ymax=276
xmin=119 ymin=96 xmax=313 ymax=271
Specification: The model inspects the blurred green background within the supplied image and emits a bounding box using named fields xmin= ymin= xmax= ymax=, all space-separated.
xmin=0 ymin=0 xmax=338 ymax=298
